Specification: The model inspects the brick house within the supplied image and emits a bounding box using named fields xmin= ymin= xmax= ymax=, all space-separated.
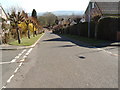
xmin=84 ymin=0 xmax=120 ymax=22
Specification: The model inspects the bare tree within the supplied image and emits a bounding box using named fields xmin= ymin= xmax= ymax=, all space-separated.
xmin=8 ymin=11 xmax=24 ymax=44
xmin=21 ymin=11 xmax=31 ymax=39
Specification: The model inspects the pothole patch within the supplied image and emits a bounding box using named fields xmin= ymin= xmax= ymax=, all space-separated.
xmin=79 ymin=56 xmax=86 ymax=59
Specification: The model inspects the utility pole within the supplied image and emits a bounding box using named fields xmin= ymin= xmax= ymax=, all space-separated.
xmin=88 ymin=2 xmax=91 ymax=38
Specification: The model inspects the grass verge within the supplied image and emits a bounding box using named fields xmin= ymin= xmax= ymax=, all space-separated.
xmin=9 ymin=33 xmax=44 ymax=46
xmin=61 ymin=34 xmax=110 ymax=46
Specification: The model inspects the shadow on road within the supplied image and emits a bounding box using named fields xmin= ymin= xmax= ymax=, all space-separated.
xmin=43 ymin=32 xmax=120 ymax=48
xmin=43 ymin=36 xmax=95 ymax=48
xmin=43 ymin=38 xmax=68 ymax=42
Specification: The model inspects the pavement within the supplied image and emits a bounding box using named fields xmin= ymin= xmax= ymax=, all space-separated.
xmin=0 ymin=44 xmax=33 ymax=50
xmin=0 ymin=44 xmax=27 ymax=50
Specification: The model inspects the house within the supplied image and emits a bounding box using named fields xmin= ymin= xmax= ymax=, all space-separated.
xmin=84 ymin=0 xmax=120 ymax=22
xmin=83 ymin=0 xmax=120 ymax=41
xmin=0 ymin=4 xmax=9 ymax=44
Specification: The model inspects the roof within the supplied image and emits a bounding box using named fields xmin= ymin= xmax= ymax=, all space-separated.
xmin=95 ymin=2 xmax=119 ymax=15
xmin=85 ymin=0 xmax=120 ymax=16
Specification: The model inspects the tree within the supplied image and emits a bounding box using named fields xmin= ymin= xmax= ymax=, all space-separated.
xmin=25 ymin=19 xmax=30 ymax=39
xmin=38 ymin=16 xmax=46 ymax=26
xmin=21 ymin=11 xmax=31 ymax=39
xmin=55 ymin=18 xmax=59 ymax=25
xmin=38 ymin=12 xmax=57 ymax=27
xmin=8 ymin=11 xmax=24 ymax=44
xmin=31 ymin=9 xmax=38 ymax=36
xmin=32 ymin=9 xmax=37 ymax=18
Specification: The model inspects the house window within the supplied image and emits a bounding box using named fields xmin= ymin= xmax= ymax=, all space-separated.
xmin=92 ymin=2 xmax=95 ymax=8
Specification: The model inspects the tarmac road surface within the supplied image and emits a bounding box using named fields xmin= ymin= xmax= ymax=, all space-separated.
xmin=2 ymin=30 xmax=118 ymax=88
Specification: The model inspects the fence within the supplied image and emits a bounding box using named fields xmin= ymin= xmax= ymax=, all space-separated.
xmin=53 ymin=17 xmax=120 ymax=41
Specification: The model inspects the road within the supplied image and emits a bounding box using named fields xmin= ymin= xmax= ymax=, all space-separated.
xmin=1 ymin=30 xmax=118 ymax=88
xmin=1 ymin=49 xmax=29 ymax=88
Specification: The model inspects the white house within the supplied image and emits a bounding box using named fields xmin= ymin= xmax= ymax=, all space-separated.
xmin=0 ymin=4 xmax=8 ymax=44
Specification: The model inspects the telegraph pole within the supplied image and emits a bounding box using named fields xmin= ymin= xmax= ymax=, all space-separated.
xmin=88 ymin=2 xmax=91 ymax=38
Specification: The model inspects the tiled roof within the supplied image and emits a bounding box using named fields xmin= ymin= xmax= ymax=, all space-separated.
xmin=95 ymin=2 xmax=119 ymax=15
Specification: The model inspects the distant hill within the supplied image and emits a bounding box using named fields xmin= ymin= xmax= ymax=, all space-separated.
xmin=52 ymin=11 xmax=84 ymax=16
xmin=37 ymin=11 xmax=84 ymax=16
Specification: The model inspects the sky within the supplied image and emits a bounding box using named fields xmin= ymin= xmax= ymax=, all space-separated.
xmin=0 ymin=0 xmax=90 ymax=13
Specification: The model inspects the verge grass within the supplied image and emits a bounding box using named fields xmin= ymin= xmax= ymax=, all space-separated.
xmin=9 ymin=33 xmax=44 ymax=46
xmin=61 ymin=34 xmax=109 ymax=45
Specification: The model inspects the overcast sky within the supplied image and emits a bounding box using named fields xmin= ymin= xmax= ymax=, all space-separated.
xmin=0 ymin=0 xmax=90 ymax=13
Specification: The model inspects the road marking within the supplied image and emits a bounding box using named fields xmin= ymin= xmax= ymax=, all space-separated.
xmin=19 ymin=62 xmax=23 ymax=67
xmin=15 ymin=56 xmax=20 ymax=59
xmin=14 ymin=67 xmax=19 ymax=73
xmin=0 ymin=49 xmax=27 ymax=65
xmin=1 ymin=86 xmax=6 ymax=89
xmin=21 ymin=49 xmax=27 ymax=54
xmin=1 ymin=34 xmax=39 ymax=89
xmin=25 ymin=52 xmax=29 ymax=56
xmin=10 ymin=59 xmax=16 ymax=63
xmin=7 ymin=75 xmax=14 ymax=83
xmin=10 ymin=49 xmax=26 ymax=63
xmin=20 ymin=59 xmax=25 ymax=62
xmin=23 ymin=56 xmax=27 ymax=59
xmin=0 ymin=62 xmax=11 ymax=65
xmin=27 ymin=48 xmax=33 ymax=53
xmin=3 ymin=48 xmax=33 ymax=86
xmin=18 ymin=53 xmax=22 ymax=56
xmin=96 ymin=48 xmax=118 ymax=57
xmin=2 ymin=48 xmax=33 ymax=88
